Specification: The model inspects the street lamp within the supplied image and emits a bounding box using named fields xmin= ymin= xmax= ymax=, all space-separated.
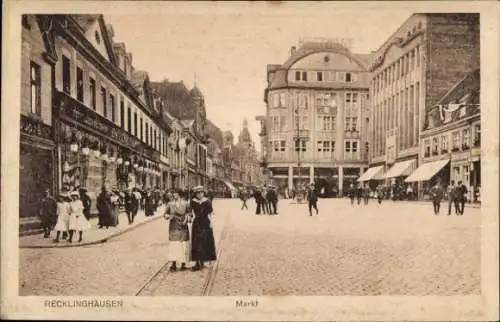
xmin=294 ymin=107 xmax=308 ymax=203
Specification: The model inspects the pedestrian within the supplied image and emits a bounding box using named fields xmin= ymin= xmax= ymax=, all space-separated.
xmin=447 ymin=181 xmax=458 ymax=216
xmin=406 ymin=184 xmax=414 ymax=201
xmin=240 ymin=189 xmax=249 ymax=210
xmin=164 ymin=189 xmax=191 ymax=272
xmin=124 ymin=188 xmax=137 ymax=224
xmin=145 ymin=190 xmax=156 ymax=217
xmin=347 ymin=184 xmax=355 ymax=206
xmin=376 ymin=185 xmax=384 ymax=204
xmin=97 ymin=186 xmax=111 ymax=228
xmin=68 ymin=191 xmax=91 ymax=243
xmin=261 ymin=186 xmax=269 ymax=214
xmin=456 ymin=181 xmax=468 ymax=215
xmin=363 ymin=184 xmax=370 ymax=205
xmin=356 ymin=183 xmax=363 ymax=205
xmin=79 ymin=188 xmax=92 ymax=220
xmin=39 ymin=189 xmax=57 ymax=238
xmin=267 ymin=185 xmax=278 ymax=215
xmin=254 ymin=187 xmax=262 ymax=215
xmin=430 ymin=183 xmax=444 ymax=215
xmin=109 ymin=190 xmax=120 ymax=226
xmin=306 ymin=183 xmax=319 ymax=216
xmin=190 ymin=186 xmax=217 ymax=271
xmin=53 ymin=193 xmax=71 ymax=243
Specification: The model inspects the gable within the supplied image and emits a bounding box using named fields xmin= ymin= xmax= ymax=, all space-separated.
xmin=83 ymin=18 xmax=114 ymax=63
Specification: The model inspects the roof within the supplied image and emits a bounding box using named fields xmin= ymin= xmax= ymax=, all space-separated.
xmin=130 ymin=70 xmax=148 ymax=92
xmin=72 ymin=14 xmax=101 ymax=31
xmin=204 ymin=119 xmax=224 ymax=148
xmin=435 ymin=68 xmax=480 ymax=106
xmin=181 ymin=119 xmax=195 ymax=128
xmin=150 ymin=80 xmax=197 ymax=120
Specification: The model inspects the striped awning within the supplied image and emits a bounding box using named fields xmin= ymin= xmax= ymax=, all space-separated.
xmin=357 ymin=166 xmax=385 ymax=182
xmin=405 ymin=160 xmax=449 ymax=182
xmin=384 ymin=159 xmax=417 ymax=178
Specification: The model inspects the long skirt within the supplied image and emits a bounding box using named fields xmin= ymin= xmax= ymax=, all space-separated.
xmin=54 ymin=213 xmax=70 ymax=232
xmin=191 ymin=223 xmax=216 ymax=262
xmin=167 ymin=241 xmax=190 ymax=263
xmin=69 ymin=215 xmax=91 ymax=231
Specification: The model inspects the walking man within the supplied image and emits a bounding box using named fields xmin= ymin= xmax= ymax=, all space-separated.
xmin=348 ymin=184 xmax=355 ymax=206
xmin=306 ymin=183 xmax=319 ymax=216
xmin=356 ymin=183 xmax=363 ymax=205
xmin=267 ymin=185 xmax=278 ymax=215
xmin=254 ymin=187 xmax=263 ymax=215
xmin=261 ymin=186 xmax=269 ymax=214
xmin=363 ymin=184 xmax=370 ymax=205
xmin=376 ymin=185 xmax=384 ymax=204
xmin=447 ymin=181 xmax=457 ymax=216
xmin=240 ymin=189 xmax=249 ymax=210
xmin=430 ymin=182 xmax=444 ymax=215
xmin=39 ymin=189 xmax=57 ymax=238
xmin=456 ymin=181 xmax=468 ymax=215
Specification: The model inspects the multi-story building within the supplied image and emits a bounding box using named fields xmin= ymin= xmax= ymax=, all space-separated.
xmin=20 ymin=14 xmax=173 ymax=232
xmin=364 ymin=13 xmax=480 ymax=190
xmin=263 ymin=39 xmax=373 ymax=195
xmin=406 ymin=68 xmax=480 ymax=201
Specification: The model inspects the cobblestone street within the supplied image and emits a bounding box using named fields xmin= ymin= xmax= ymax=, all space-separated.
xmin=19 ymin=198 xmax=480 ymax=296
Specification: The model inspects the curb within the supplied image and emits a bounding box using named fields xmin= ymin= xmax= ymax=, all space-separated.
xmin=20 ymin=215 xmax=164 ymax=249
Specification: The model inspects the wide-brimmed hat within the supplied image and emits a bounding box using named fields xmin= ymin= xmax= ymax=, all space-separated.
xmin=70 ymin=191 xmax=80 ymax=197
xmin=192 ymin=185 xmax=204 ymax=193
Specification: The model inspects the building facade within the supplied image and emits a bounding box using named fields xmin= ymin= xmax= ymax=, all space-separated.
xmin=406 ymin=68 xmax=480 ymax=201
xmin=263 ymin=39 xmax=373 ymax=195
xmin=364 ymin=13 xmax=480 ymax=191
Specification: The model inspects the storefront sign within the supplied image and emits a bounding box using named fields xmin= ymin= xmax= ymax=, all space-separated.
xmin=57 ymin=91 xmax=158 ymax=160
xmin=21 ymin=115 xmax=53 ymax=141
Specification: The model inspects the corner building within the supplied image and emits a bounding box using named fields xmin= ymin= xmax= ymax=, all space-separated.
xmin=365 ymin=13 xmax=480 ymax=190
xmin=263 ymin=40 xmax=372 ymax=195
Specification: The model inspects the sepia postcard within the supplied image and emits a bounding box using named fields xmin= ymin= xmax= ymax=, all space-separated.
xmin=1 ymin=0 xmax=499 ymax=321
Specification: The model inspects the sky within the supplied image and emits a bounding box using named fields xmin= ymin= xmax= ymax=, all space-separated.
xmin=104 ymin=4 xmax=412 ymax=151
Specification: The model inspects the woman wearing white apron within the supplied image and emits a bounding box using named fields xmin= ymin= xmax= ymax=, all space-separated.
xmin=164 ymin=189 xmax=191 ymax=272
xmin=53 ymin=193 xmax=71 ymax=243
xmin=68 ymin=191 xmax=91 ymax=243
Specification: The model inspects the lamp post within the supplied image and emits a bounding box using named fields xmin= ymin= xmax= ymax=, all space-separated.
xmin=294 ymin=107 xmax=306 ymax=203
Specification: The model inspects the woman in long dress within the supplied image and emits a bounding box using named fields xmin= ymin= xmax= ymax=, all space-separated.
xmin=190 ymin=186 xmax=216 ymax=271
xmin=164 ymin=189 xmax=191 ymax=272
xmin=68 ymin=191 xmax=91 ymax=243
xmin=53 ymin=193 xmax=71 ymax=243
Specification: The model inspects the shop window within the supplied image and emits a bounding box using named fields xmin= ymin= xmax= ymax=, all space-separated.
xmin=89 ymin=78 xmax=96 ymax=110
xmin=62 ymin=55 xmax=71 ymax=95
xmin=76 ymin=67 xmax=84 ymax=102
xmin=30 ymin=61 xmax=41 ymax=116
xmin=101 ymin=86 xmax=107 ymax=118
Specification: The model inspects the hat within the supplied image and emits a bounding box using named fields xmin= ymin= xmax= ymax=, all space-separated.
xmin=70 ymin=191 xmax=79 ymax=197
xmin=193 ymin=185 xmax=204 ymax=193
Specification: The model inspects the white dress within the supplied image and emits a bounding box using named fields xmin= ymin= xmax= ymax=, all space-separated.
xmin=53 ymin=202 xmax=70 ymax=232
xmin=68 ymin=200 xmax=92 ymax=231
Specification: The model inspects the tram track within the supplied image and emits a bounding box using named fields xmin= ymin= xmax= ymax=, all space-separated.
xmin=134 ymin=206 xmax=232 ymax=296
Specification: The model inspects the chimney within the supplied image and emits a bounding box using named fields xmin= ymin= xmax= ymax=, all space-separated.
xmin=290 ymin=46 xmax=297 ymax=56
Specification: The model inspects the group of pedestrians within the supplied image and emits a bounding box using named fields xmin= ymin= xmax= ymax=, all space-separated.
xmin=346 ymin=183 xmax=371 ymax=206
xmin=163 ymin=185 xmax=217 ymax=272
xmin=430 ymin=180 xmax=468 ymax=216
xmin=252 ymin=185 xmax=278 ymax=215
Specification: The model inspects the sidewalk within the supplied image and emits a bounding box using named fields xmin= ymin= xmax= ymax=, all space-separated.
xmin=287 ymin=197 xmax=481 ymax=208
xmin=20 ymin=205 xmax=166 ymax=249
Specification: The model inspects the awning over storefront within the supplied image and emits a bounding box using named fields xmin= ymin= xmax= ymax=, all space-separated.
xmin=223 ymin=180 xmax=237 ymax=191
xmin=384 ymin=159 xmax=416 ymax=178
xmin=357 ymin=166 xmax=385 ymax=182
xmin=405 ymin=159 xmax=449 ymax=182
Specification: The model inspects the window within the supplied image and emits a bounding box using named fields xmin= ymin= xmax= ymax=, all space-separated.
xmin=317 ymin=72 xmax=323 ymax=81
xmin=416 ymin=46 xmax=420 ymax=67
xmin=323 ymin=116 xmax=335 ymax=131
xmin=295 ymin=71 xmax=301 ymax=81
xmin=150 ymin=126 xmax=153 ymax=147
xmin=154 ymin=129 xmax=157 ymax=149
xmin=110 ymin=94 xmax=116 ymax=122
xmin=62 ymin=55 xmax=71 ymax=95
xmin=145 ymin=121 xmax=149 ymax=143
xmin=300 ymin=116 xmax=308 ymax=130
xmin=462 ymin=128 xmax=470 ymax=149
xmin=89 ymin=78 xmax=96 ymax=110
xmin=345 ymin=117 xmax=350 ymax=130
xmin=352 ymin=141 xmax=358 ymax=153
xmin=345 ymin=93 xmax=351 ymax=103
xmin=474 ymin=124 xmax=480 ymax=146
xmin=280 ymin=140 xmax=286 ymax=152
xmin=302 ymin=71 xmax=307 ymax=81
xmin=272 ymin=116 xmax=279 ymax=131
xmin=345 ymin=72 xmax=352 ymax=83
xmin=76 ymin=67 xmax=84 ymax=102
xmin=323 ymin=141 xmax=331 ymax=153
xmin=134 ymin=111 xmax=138 ymax=137
xmin=279 ymin=93 xmax=286 ymax=107
xmin=30 ymin=61 xmax=41 ymax=115
xmin=351 ymin=117 xmax=357 ymax=131
xmin=273 ymin=141 xmax=279 ymax=152
xmin=432 ymin=137 xmax=438 ymax=154
xmin=280 ymin=116 xmax=287 ymax=131
xmin=295 ymin=140 xmax=306 ymax=152
xmin=119 ymin=99 xmax=124 ymax=128
xmin=424 ymin=139 xmax=430 ymax=156
xmin=317 ymin=141 xmax=323 ymax=152
xmin=452 ymin=131 xmax=460 ymax=150
xmin=345 ymin=141 xmax=351 ymax=152
xmin=140 ymin=117 xmax=143 ymax=140
xmin=127 ymin=105 xmax=131 ymax=133
xmin=352 ymin=93 xmax=358 ymax=104
xmin=273 ymin=94 xmax=279 ymax=108
xmin=101 ymin=86 xmax=107 ymax=117
xmin=441 ymin=135 xmax=448 ymax=152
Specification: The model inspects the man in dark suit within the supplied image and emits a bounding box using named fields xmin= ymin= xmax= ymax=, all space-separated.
xmin=447 ymin=181 xmax=457 ymax=216
xmin=456 ymin=181 xmax=468 ymax=215
xmin=430 ymin=183 xmax=444 ymax=215
xmin=267 ymin=186 xmax=278 ymax=215
xmin=306 ymin=183 xmax=319 ymax=216
xmin=253 ymin=187 xmax=263 ymax=215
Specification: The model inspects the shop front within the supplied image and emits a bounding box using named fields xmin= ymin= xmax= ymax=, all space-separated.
xmin=55 ymin=91 xmax=161 ymax=215
xmin=19 ymin=115 xmax=57 ymax=233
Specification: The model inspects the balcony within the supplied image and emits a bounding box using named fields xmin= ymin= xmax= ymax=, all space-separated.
xmin=461 ymin=143 xmax=470 ymax=151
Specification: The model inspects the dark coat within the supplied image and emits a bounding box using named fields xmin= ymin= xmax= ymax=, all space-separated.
xmin=190 ymin=197 xmax=216 ymax=262
xmin=307 ymin=189 xmax=318 ymax=202
xmin=39 ymin=196 xmax=57 ymax=227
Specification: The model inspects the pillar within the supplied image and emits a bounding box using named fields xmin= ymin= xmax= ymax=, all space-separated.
xmin=339 ymin=166 xmax=344 ymax=196
xmin=309 ymin=165 xmax=314 ymax=184
xmin=288 ymin=165 xmax=293 ymax=190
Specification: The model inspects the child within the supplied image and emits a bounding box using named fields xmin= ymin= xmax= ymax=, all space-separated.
xmin=68 ymin=191 xmax=91 ymax=243
xmin=53 ymin=193 xmax=71 ymax=243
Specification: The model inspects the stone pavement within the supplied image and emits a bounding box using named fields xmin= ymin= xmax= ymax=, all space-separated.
xmin=18 ymin=199 xmax=235 ymax=296
xmin=208 ymin=197 xmax=481 ymax=296
xmin=19 ymin=205 xmax=166 ymax=248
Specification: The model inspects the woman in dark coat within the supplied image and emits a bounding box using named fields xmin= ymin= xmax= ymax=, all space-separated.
xmin=145 ymin=191 xmax=156 ymax=217
xmin=190 ymin=185 xmax=216 ymax=271
xmin=96 ymin=187 xmax=113 ymax=228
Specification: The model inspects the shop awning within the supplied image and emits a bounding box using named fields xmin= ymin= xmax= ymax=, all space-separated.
xmin=223 ymin=180 xmax=237 ymax=191
xmin=357 ymin=166 xmax=385 ymax=182
xmin=384 ymin=159 xmax=416 ymax=178
xmin=405 ymin=159 xmax=449 ymax=182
